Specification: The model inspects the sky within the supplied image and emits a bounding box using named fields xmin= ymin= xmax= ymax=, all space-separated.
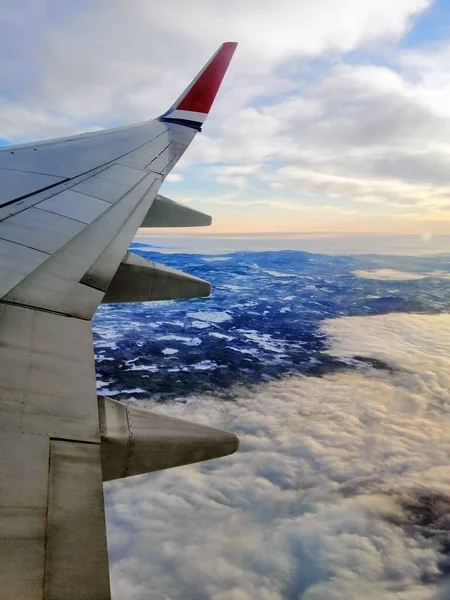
xmin=3 ymin=0 xmax=450 ymax=233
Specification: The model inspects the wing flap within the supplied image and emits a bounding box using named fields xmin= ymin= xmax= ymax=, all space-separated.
xmin=80 ymin=185 xmax=161 ymax=293
xmin=0 ymin=304 xmax=108 ymax=600
xmin=45 ymin=440 xmax=110 ymax=600
xmin=144 ymin=143 xmax=173 ymax=174
xmin=0 ymin=431 xmax=49 ymax=600
xmin=113 ymin=147 xmax=161 ymax=170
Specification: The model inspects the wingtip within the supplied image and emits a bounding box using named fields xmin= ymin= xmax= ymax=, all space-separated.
xmin=160 ymin=41 xmax=238 ymax=129
xmin=219 ymin=41 xmax=238 ymax=57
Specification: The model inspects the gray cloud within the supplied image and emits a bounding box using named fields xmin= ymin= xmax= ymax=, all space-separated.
xmin=0 ymin=1 xmax=430 ymax=133
xmin=105 ymin=312 xmax=450 ymax=599
xmin=180 ymin=55 xmax=450 ymax=211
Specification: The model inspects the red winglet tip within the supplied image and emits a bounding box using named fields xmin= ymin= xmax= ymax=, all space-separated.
xmin=161 ymin=42 xmax=238 ymax=126
xmin=175 ymin=43 xmax=237 ymax=115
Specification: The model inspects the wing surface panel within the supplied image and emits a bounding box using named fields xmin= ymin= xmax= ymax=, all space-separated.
xmin=0 ymin=120 xmax=167 ymax=180
xmin=45 ymin=440 xmax=110 ymax=600
xmin=0 ymin=239 xmax=50 ymax=297
xmin=0 ymin=303 xmax=110 ymax=600
xmin=1 ymin=431 xmax=50 ymax=599
xmin=0 ymin=206 xmax=85 ymax=254
xmin=81 ymin=180 xmax=164 ymax=293
xmin=0 ymin=168 xmax=65 ymax=206
xmin=69 ymin=174 xmax=131 ymax=203
xmin=36 ymin=190 xmax=111 ymax=223
xmin=3 ymin=176 xmax=162 ymax=318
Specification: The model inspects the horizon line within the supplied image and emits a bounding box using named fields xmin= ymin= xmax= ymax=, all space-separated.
xmin=137 ymin=229 xmax=449 ymax=237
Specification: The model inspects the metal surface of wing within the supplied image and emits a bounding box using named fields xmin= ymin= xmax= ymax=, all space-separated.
xmin=141 ymin=194 xmax=211 ymax=227
xmin=0 ymin=42 xmax=238 ymax=600
xmin=102 ymin=251 xmax=211 ymax=303
xmin=99 ymin=396 xmax=239 ymax=481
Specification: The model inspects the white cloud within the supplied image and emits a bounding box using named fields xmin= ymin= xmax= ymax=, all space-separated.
xmin=0 ymin=98 xmax=101 ymax=141
xmin=202 ymin=59 xmax=450 ymax=210
xmin=0 ymin=1 xmax=430 ymax=129
xmin=165 ymin=173 xmax=183 ymax=183
xmin=105 ymin=312 xmax=450 ymax=599
xmin=353 ymin=268 xmax=450 ymax=280
xmin=174 ymin=47 xmax=450 ymax=221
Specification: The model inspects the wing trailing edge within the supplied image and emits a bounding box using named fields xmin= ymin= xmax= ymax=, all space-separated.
xmin=159 ymin=42 xmax=238 ymax=130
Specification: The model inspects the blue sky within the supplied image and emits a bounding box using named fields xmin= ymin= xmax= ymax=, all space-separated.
xmin=401 ymin=0 xmax=450 ymax=46
xmin=3 ymin=0 xmax=450 ymax=234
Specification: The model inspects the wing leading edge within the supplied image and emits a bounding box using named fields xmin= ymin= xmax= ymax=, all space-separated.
xmin=0 ymin=43 xmax=238 ymax=600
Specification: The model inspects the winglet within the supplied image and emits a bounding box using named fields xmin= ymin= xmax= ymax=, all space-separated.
xmin=159 ymin=42 xmax=238 ymax=131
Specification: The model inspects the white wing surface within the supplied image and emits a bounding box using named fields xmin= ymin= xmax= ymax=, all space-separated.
xmin=0 ymin=42 xmax=238 ymax=600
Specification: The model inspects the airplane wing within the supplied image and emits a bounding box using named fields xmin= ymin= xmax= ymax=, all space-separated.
xmin=0 ymin=42 xmax=238 ymax=600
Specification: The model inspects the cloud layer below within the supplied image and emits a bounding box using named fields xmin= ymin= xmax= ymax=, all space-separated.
xmin=105 ymin=311 xmax=450 ymax=600
xmin=353 ymin=268 xmax=450 ymax=280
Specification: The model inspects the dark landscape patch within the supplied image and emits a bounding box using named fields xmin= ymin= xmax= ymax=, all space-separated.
xmin=93 ymin=247 xmax=450 ymax=400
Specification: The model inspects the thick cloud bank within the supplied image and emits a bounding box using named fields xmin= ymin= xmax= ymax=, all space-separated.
xmin=105 ymin=313 xmax=450 ymax=599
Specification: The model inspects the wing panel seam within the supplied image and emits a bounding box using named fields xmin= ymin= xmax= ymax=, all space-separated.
xmin=69 ymin=189 xmax=115 ymax=205
xmin=0 ymin=237 xmax=52 ymax=256
xmin=33 ymin=205 xmax=89 ymax=225
xmin=0 ymin=299 xmax=75 ymax=318
xmin=0 ymin=178 xmax=71 ymax=210
xmin=144 ymin=142 xmax=172 ymax=169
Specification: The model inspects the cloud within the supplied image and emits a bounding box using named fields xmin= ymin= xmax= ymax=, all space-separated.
xmin=5 ymin=0 xmax=450 ymax=231
xmin=353 ymin=268 xmax=450 ymax=280
xmin=165 ymin=173 xmax=183 ymax=183
xmin=175 ymin=46 xmax=450 ymax=226
xmin=198 ymin=59 xmax=450 ymax=208
xmin=105 ymin=312 xmax=450 ymax=599
xmin=0 ymin=1 xmax=430 ymax=129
